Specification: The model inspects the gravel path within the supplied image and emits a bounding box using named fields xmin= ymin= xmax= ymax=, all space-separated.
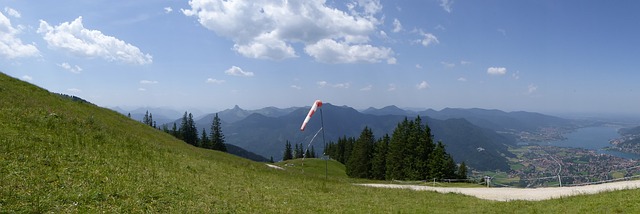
xmin=359 ymin=180 xmax=640 ymax=201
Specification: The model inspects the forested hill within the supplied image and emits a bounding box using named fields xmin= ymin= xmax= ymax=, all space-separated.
xmin=216 ymin=103 xmax=514 ymax=171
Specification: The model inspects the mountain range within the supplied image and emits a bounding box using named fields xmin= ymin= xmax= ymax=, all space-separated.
xmin=112 ymin=104 xmax=574 ymax=171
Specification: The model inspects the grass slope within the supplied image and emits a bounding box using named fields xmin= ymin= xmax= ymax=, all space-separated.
xmin=1 ymin=72 xmax=640 ymax=213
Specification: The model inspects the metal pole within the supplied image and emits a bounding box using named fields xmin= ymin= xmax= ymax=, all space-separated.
xmin=320 ymin=108 xmax=327 ymax=180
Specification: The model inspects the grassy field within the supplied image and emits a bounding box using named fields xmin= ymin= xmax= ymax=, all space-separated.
xmin=2 ymin=72 xmax=640 ymax=213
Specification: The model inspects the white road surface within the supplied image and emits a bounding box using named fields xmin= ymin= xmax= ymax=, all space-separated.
xmin=359 ymin=180 xmax=640 ymax=201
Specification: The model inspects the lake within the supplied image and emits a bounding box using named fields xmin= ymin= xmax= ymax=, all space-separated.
xmin=539 ymin=126 xmax=640 ymax=159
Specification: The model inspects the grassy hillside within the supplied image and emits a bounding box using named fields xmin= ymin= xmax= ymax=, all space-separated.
xmin=2 ymin=72 xmax=640 ymax=213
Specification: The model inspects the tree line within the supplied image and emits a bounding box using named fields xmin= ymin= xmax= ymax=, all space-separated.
xmin=134 ymin=111 xmax=227 ymax=152
xmin=324 ymin=116 xmax=467 ymax=181
xmin=282 ymin=140 xmax=317 ymax=161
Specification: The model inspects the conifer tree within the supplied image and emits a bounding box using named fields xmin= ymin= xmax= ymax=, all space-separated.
xmin=371 ymin=134 xmax=390 ymax=180
xmin=200 ymin=128 xmax=209 ymax=149
xmin=171 ymin=122 xmax=178 ymax=138
xmin=457 ymin=161 xmax=468 ymax=180
xmin=210 ymin=113 xmax=227 ymax=152
xmin=386 ymin=118 xmax=409 ymax=180
xmin=346 ymin=127 xmax=375 ymax=179
xmin=310 ymin=146 xmax=316 ymax=158
xmin=143 ymin=110 xmax=150 ymax=125
xmin=283 ymin=140 xmax=293 ymax=161
xmin=149 ymin=113 xmax=153 ymax=126
xmin=305 ymin=147 xmax=311 ymax=158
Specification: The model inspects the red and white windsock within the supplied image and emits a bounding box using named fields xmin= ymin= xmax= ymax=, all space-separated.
xmin=300 ymin=100 xmax=322 ymax=131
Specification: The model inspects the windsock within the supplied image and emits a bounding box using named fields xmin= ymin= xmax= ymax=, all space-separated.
xmin=300 ymin=100 xmax=322 ymax=131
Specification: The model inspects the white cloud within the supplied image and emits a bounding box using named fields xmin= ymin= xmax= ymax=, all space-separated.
xmin=38 ymin=16 xmax=152 ymax=65
xmin=379 ymin=30 xmax=388 ymax=39
xmin=182 ymin=0 xmax=394 ymax=63
xmin=206 ymin=78 xmax=225 ymax=84
xmin=67 ymin=88 xmax=82 ymax=93
xmin=460 ymin=60 xmax=471 ymax=65
xmin=0 ymin=12 xmax=40 ymax=59
xmin=4 ymin=7 xmax=21 ymax=18
xmin=387 ymin=84 xmax=396 ymax=91
xmin=305 ymin=39 xmax=395 ymax=64
xmin=290 ymin=85 xmax=301 ymax=90
xmin=317 ymin=80 xmax=349 ymax=89
xmin=164 ymin=7 xmax=173 ymax=13
xmin=225 ymin=65 xmax=254 ymax=77
xmin=360 ymin=84 xmax=373 ymax=91
xmin=417 ymin=81 xmax=430 ymax=90
xmin=528 ymin=84 xmax=538 ymax=94
xmin=441 ymin=61 xmax=455 ymax=68
xmin=138 ymin=88 xmax=146 ymax=91
xmin=420 ymin=33 xmax=439 ymax=47
xmin=140 ymin=80 xmax=158 ymax=84
xmin=512 ymin=71 xmax=520 ymax=80
xmin=457 ymin=77 xmax=467 ymax=82
xmin=487 ymin=67 xmax=507 ymax=75
xmin=21 ymin=75 xmax=32 ymax=81
xmin=497 ymin=28 xmax=506 ymax=36
xmin=58 ymin=62 xmax=82 ymax=73
xmin=440 ymin=0 xmax=453 ymax=13
xmin=392 ymin=18 xmax=402 ymax=33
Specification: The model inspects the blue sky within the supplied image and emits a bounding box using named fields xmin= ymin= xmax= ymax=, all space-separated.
xmin=1 ymin=0 xmax=639 ymax=115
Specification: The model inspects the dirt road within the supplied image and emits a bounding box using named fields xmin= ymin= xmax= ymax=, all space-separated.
xmin=359 ymin=180 xmax=640 ymax=201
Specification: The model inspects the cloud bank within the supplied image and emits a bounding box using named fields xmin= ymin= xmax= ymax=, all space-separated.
xmin=182 ymin=0 xmax=396 ymax=64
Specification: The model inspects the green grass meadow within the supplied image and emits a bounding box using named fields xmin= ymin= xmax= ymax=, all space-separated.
xmin=2 ymin=72 xmax=640 ymax=213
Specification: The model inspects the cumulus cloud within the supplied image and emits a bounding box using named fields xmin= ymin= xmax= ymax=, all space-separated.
xmin=440 ymin=0 xmax=453 ymax=13
xmin=140 ymin=80 xmax=158 ymax=84
xmin=415 ymin=64 xmax=422 ymax=69
xmin=138 ymin=88 xmax=147 ymax=91
xmin=417 ymin=81 xmax=430 ymax=90
xmin=420 ymin=33 xmax=439 ymax=47
xmin=527 ymin=84 xmax=538 ymax=94
xmin=67 ymin=88 xmax=82 ymax=93
xmin=512 ymin=70 xmax=520 ymax=80
xmin=290 ymin=85 xmax=301 ymax=90
xmin=225 ymin=66 xmax=254 ymax=77
xmin=392 ymin=18 xmax=402 ymax=33
xmin=4 ymin=7 xmax=21 ymax=18
xmin=37 ymin=16 xmax=152 ymax=65
xmin=21 ymin=75 xmax=32 ymax=81
xmin=487 ymin=67 xmax=507 ymax=75
xmin=457 ymin=77 xmax=467 ymax=82
xmin=58 ymin=62 xmax=82 ymax=73
xmin=0 ymin=12 xmax=40 ymax=59
xmin=360 ymin=84 xmax=373 ymax=91
xmin=387 ymin=84 xmax=396 ymax=91
xmin=441 ymin=61 xmax=455 ymax=68
xmin=460 ymin=60 xmax=471 ymax=65
xmin=182 ymin=0 xmax=395 ymax=64
xmin=164 ymin=7 xmax=173 ymax=13
xmin=206 ymin=78 xmax=225 ymax=84
xmin=305 ymin=39 xmax=395 ymax=64
xmin=317 ymin=80 xmax=349 ymax=89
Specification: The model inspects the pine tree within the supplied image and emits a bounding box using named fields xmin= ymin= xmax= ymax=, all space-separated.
xmin=346 ymin=127 xmax=375 ymax=179
xmin=210 ymin=113 xmax=227 ymax=152
xmin=371 ymin=134 xmax=390 ymax=180
xmin=428 ymin=141 xmax=456 ymax=180
xmin=179 ymin=112 xmax=198 ymax=146
xmin=171 ymin=122 xmax=178 ymax=138
xmin=143 ymin=110 xmax=150 ymax=125
xmin=386 ymin=118 xmax=409 ymax=180
xmin=304 ymin=147 xmax=311 ymax=158
xmin=283 ymin=140 xmax=293 ymax=161
xmin=310 ymin=146 xmax=316 ymax=158
xmin=148 ymin=113 xmax=153 ymax=126
xmin=269 ymin=156 xmax=274 ymax=163
xmin=457 ymin=161 xmax=468 ymax=179
xmin=127 ymin=113 xmax=131 ymax=118
xmin=200 ymin=128 xmax=209 ymax=149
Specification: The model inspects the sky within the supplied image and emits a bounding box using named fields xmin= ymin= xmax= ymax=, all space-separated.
xmin=1 ymin=0 xmax=639 ymax=116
